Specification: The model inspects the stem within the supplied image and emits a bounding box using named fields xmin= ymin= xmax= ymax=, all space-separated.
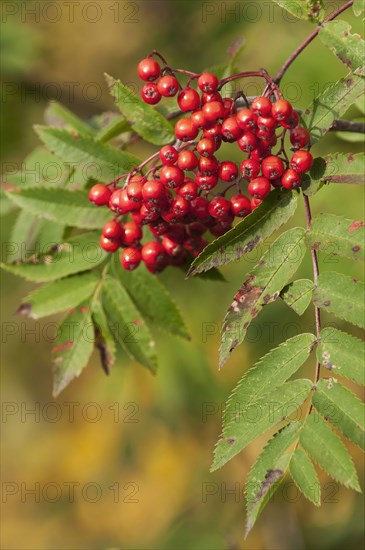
xmin=274 ymin=0 xmax=354 ymax=84
xmin=218 ymin=70 xmax=282 ymax=99
xmin=303 ymin=194 xmax=321 ymax=411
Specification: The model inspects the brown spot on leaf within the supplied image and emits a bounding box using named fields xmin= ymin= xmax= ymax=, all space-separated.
xmin=79 ymin=305 xmax=89 ymax=314
xmin=16 ymin=303 xmax=32 ymax=316
xmin=227 ymin=438 xmax=236 ymax=445
xmin=348 ymin=221 xmax=365 ymax=233
xmin=51 ymin=341 xmax=73 ymax=355
xmin=352 ymin=246 xmax=360 ymax=253
xmin=347 ymin=154 xmax=354 ymax=163
xmin=253 ymin=469 xmax=283 ymax=504
xmin=133 ymin=319 xmax=142 ymax=326
xmin=94 ymin=326 xmax=112 ymax=375
xmin=323 ymin=300 xmax=331 ymax=307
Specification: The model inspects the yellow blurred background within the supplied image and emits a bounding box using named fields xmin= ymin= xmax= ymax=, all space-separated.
xmin=1 ymin=1 xmax=364 ymax=549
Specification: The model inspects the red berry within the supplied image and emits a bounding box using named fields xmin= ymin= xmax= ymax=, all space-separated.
xmin=162 ymin=236 xmax=182 ymax=257
xmin=177 ymin=150 xmax=198 ymax=171
xmin=131 ymin=210 xmax=144 ymax=225
xmin=202 ymin=101 xmax=225 ymax=122
xmin=210 ymin=221 xmax=232 ymax=237
xmin=100 ymin=235 xmax=119 ymax=253
xmin=196 ymin=137 xmax=216 ymax=157
xmin=159 ymin=145 xmax=178 ymax=166
xmin=199 ymin=155 xmax=219 ymax=174
xmin=178 ymin=88 xmax=200 ymax=112
xmin=236 ymin=108 xmax=257 ymax=131
xmin=157 ymin=75 xmax=179 ymax=97
xmin=165 ymin=223 xmax=187 ymax=243
xmin=141 ymin=83 xmax=161 ymax=105
xmin=174 ymin=118 xmax=199 ymax=141
xmin=261 ymin=156 xmax=285 ymax=180
xmin=240 ymin=158 xmax=260 ymax=180
xmin=137 ymin=58 xmax=161 ymax=82
xmin=197 ymin=72 xmax=219 ymax=93
xmin=230 ymin=194 xmax=252 ymax=217
xmin=109 ymin=189 xmax=137 ymax=214
xmin=191 ymin=110 xmax=208 ymax=129
xmin=208 ymin=197 xmax=232 ymax=220
xmin=271 ymin=99 xmax=293 ymax=122
xmin=219 ymin=161 xmax=238 ymax=182
xmin=281 ymin=111 xmax=299 ymax=130
xmin=171 ymin=195 xmax=189 ymax=217
xmin=248 ymin=177 xmax=271 ymax=198
xmin=250 ymin=145 xmax=271 ymax=162
xmin=142 ymin=179 xmax=165 ymax=202
xmin=102 ymin=220 xmax=124 ymax=240
xmin=121 ymin=247 xmax=141 ymax=270
xmin=251 ymin=96 xmax=272 ymax=116
xmin=222 ymin=97 xmax=235 ymax=117
xmin=201 ymin=91 xmax=222 ymax=104
xmin=237 ymin=131 xmax=258 ymax=153
xmin=290 ymin=150 xmax=313 ymax=173
xmin=141 ymin=241 xmax=166 ymax=265
xmin=149 ymin=220 xmax=169 ymax=236
xmin=203 ymin=123 xmax=222 ymax=144
xmin=290 ymin=127 xmax=310 ymax=149
xmin=195 ymin=172 xmax=218 ymax=191
xmin=281 ymin=169 xmax=302 ymax=189
xmin=187 ymin=222 xmax=206 ymax=237
xmin=127 ymin=176 xmax=145 ymax=202
xmin=257 ymin=116 xmax=277 ymax=134
xmin=184 ymin=237 xmax=207 ymax=257
xmin=159 ymin=165 xmax=185 ymax=188
xmin=251 ymin=197 xmax=262 ymax=210
xmin=221 ymin=116 xmax=242 ymax=142
xmin=190 ymin=197 xmax=211 ymax=221
xmin=140 ymin=204 xmax=160 ymax=223
xmin=178 ymin=180 xmax=198 ymax=200
xmin=123 ymin=221 xmax=142 ymax=245
xmin=89 ymin=184 xmax=111 ymax=206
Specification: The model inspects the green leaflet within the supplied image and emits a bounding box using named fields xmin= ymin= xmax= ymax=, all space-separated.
xmin=211 ymin=379 xmax=312 ymax=471
xmin=102 ymin=276 xmax=157 ymax=373
xmin=114 ymin=259 xmax=190 ymax=340
xmin=272 ymin=0 xmax=324 ymax=22
xmin=95 ymin=115 xmax=130 ymax=143
xmin=52 ymin=301 xmax=94 ymax=397
xmin=300 ymin=413 xmax=360 ymax=491
xmin=1 ymin=232 xmax=107 ymax=283
xmin=289 ymin=448 xmax=321 ymax=506
xmin=303 ymin=153 xmax=365 ymax=196
xmin=220 ymin=227 xmax=306 ymax=367
xmin=353 ymin=0 xmax=365 ymax=16
xmin=302 ymin=74 xmax=364 ymax=143
xmin=187 ymin=189 xmax=297 ymax=277
xmin=319 ymin=20 xmax=365 ymax=74
xmin=6 ymin=188 xmax=111 ymax=229
xmin=106 ymin=74 xmax=175 ymax=146
xmin=306 ymin=213 xmax=365 ymax=263
xmin=18 ymin=272 xmax=99 ymax=319
xmin=45 ymin=101 xmax=95 ymax=137
xmin=35 ymin=126 xmax=140 ymax=184
xmin=313 ymin=272 xmax=365 ymax=329
xmin=312 ymin=379 xmax=365 ymax=450
xmin=245 ymin=422 xmax=302 ymax=536
xmin=317 ymin=327 xmax=364 ymax=385
xmin=92 ymin=299 xmax=117 ymax=374
xmin=280 ymin=279 xmax=314 ymax=316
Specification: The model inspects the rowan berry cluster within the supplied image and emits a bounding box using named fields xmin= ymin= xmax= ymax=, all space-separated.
xmin=89 ymin=53 xmax=314 ymax=273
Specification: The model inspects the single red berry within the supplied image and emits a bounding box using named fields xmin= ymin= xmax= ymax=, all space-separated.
xmin=141 ymin=241 xmax=166 ymax=265
xmin=203 ymin=123 xmax=222 ymax=142
xmin=109 ymin=189 xmax=138 ymax=214
xmin=202 ymin=101 xmax=225 ymax=122
xmin=219 ymin=161 xmax=238 ymax=182
xmin=281 ymin=110 xmax=299 ymax=130
xmin=131 ymin=210 xmax=144 ymax=225
xmin=188 ymin=221 xmax=206 ymax=237
xmin=210 ymin=221 xmax=232 ymax=237
xmin=191 ymin=110 xmax=208 ymax=129
xmin=100 ymin=235 xmax=119 ymax=253
xmin=165 ymin=223 xmax=187 ymax=243
xmin=236 ymin=108 xmax=257 ymax=131
xmin=250 ymin=145 xmax=271 ymax=163
xmin=140 ymin=203 xmax=160 ymax=223
xmin=178 ymin=180 xmax=198 ymax=200
xmin=240 ymin=158 xmax=261 ymax=180
xmin=221 ymin=116 xmax=242 ymax=142
xmin=159 ymin=145 xmax=178 ymax=166
xmin=290 ymin=150 xmax=313 ymax=173
xmin=127 ymin=176 xmax=145 ymax=202
xmin=102 ymin=220 xmax=124 ymax=240
xmin=142 ymin=179 xmax=165 ymax=202
xmin=137 ymin=58 xmax=161 ymax=81
xmin=281 ymin=169 xmax=302 ymax=189
xmin=259 ymin=134 xmax=277 ymax=148
xmin=123 ymin=221 xmax=143 ymax=245
xmin=199 ymin=155 xmax=219 ymax=174
xmin=261 ymin=156 xmax=285 ymax=180
xmin=177 ymin=150 xmax=198 ymax=171
xmin=174 ymin=118 xmax=199 ymax=141
xmin=121 ymin=247 xmax=141 ymax=270
xmin=195 ymin=172 xmax=218 ymax=191
xmin=248 ymin=176 xmax=271 ymax=198
xmin=197 ymin=72 xmax=219 ymax=93
xmin=149 ymin=220 xmax=169 ymax=236
xmin=184 ymin=236 xmax=207 ymax=257
xmin=171 ymin=195 xmax=190 ymax=217
xmin=208 ymin=197 xmax=232 ymax=220
xmin=190 ymin=196 xmax=211 ymax=221
xmin=196 ymin=137 xmax=216 ymax=157
xmin=201 ymin=91 xmax=222 ymax=104
xmin=162 ymin=236 xmax=183 ymax=257
xmin=251 ymin=197 xmax=262 ymax=210
xmin=237 ymin=131 xmax=258 ymax=153
xmin=222 ymin=97 xmax=235 ymax=117
xmin=157 ymin=75 xmax=179 ymax=97
xmin=251 ymin=96 xmax=272 ymax=116
xmin=271 ymin=99 xmax=293 ymax=122
xmin=178 ymin=88 xmax=200 ymax=112
xmin=159 ymin=165 xmax=185 ymax=188
xmin=89 ymin=184 xmax=111 ymax=206
xmin=230 ymin=194 xmax=252 ymax=217
xmin=141 ymin=83 xmax=161 ymax=105
xmin=257 ymin=116 xmax=277 ymax=135
xmin=290 ymin=127 xmax=310 ymax=149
